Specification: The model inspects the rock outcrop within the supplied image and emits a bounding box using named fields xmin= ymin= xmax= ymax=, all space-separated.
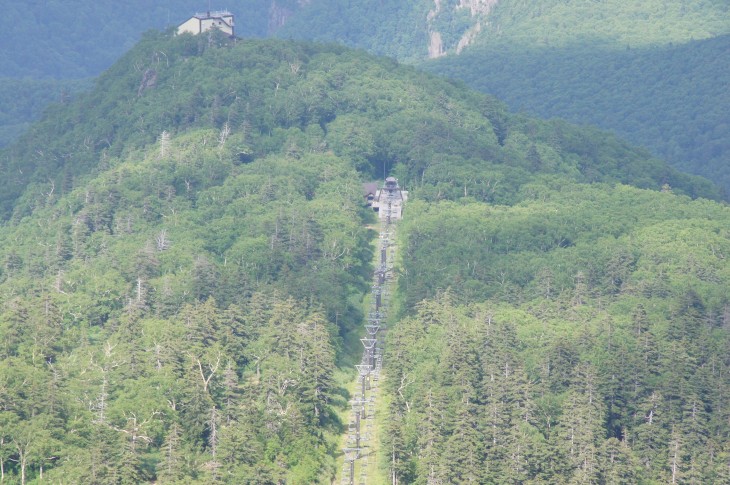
xmin=427 ymin=0 xmax=499 ymax=57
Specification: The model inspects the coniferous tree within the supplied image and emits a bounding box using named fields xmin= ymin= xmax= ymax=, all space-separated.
xmin=441 ymin=395 xmax=483 ymax=484
xmin=598 ymin=437 xmax=638 ymax=485
xmin=633 ymin=391 xmax=669 ymax=474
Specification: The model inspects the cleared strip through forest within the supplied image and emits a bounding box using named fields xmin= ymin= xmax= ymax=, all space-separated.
xmin=339 ymin=190 xmax=400 ymax=485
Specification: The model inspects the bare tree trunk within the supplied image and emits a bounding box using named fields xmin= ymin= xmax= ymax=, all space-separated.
xmin=196 ymin=354 xmax=221 ymax=393
xmin=18 ymin=448 xmax=26 ymax=485
xmin=671 ymin=439 xmax=679 ymax=484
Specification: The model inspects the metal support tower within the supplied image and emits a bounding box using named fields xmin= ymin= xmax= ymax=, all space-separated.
xmin=340 ymin=179 xmax=403 ymax=484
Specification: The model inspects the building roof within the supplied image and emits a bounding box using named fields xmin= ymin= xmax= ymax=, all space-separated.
xmin=178 ymin=10 xmax=235 ymax=37
xmin=362 ymin=182 xmax=379 ymax=196
xmin=192 ymin=10 xmax=233 ymax=20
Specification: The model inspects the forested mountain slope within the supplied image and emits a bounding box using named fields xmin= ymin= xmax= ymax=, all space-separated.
xmin=2 ymin=31 xmax=719 ymax=221
xmin=0 ymin=0 xmax=303 ymax=148
xmin=278 ymin=0 xmax=730 ymax=60
xmin=4 ymin=0 xmax=727 ymax=79
xmin=384 ymin=169 xmax=730 ymax=484
xmin=0 ymin=78 xmax=89 ymax=148
xmin=0 ymin=31 xmax=724 ymax=483
xmin=426 ymin=34 xmax=730 ymax=193
xmin=3 ymin=0 xmax=729 ymax=193
xmin=0 ymin=0 xmax=304 ymax=79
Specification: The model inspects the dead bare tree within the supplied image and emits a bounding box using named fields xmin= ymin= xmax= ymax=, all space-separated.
xmin=195 ymin=353 xmax=221 ymax=394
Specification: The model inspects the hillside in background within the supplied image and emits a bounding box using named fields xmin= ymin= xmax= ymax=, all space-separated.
xmin=0 ymin=0 xmax=307 ymax=149
xmin=0 ymin=31 xmax=726 ymax=483
xmin=426 ymin=34 xmax=730 ymax=193
xmin=0 ymin=0 xmax=305 ymax=79
xmin=279 ymin=0 xmax=730 ymax=189
xmin=2 ymin=0 xmax=729 ymax=196
xmin=0 ymin=78 xmax=89 ymax=147
xmin=278 ymin=0 xmax=730 ymax=59
xmin=3 ymin=0 xmax=728 ymax=79
xmin=456 ymin=0 xmax=729 ymax=50
xmin=3 ymin=29 xmax=720 ymax=222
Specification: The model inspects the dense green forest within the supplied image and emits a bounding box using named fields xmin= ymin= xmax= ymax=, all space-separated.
xmin=383 ymin=176 xmax=730 ymax=484
xmin=2 ymin=31 xmax=718 ymax=222
xmin=426 ymin=34 xmax=730 ymax=193
xmin=275 ymin=0 xmax=432 ymax=61
xmin=0 ymin=30 xmax=727 ymax=483
xmin=278 ymin=0 xmax=730 ymax=59
xmin=462 ymin=0 xmax=729 ymax=49
xmin=3 ymin=0 xmax=729 ymax=197
xmin=4 ymin=0 xmax=727 ymax=79
xmin=0 ymin=78 xmax=89 ymax=147
xmin=0 ymin=0 xmax=299 ymax=149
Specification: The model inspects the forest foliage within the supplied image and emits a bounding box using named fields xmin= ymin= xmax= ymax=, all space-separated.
xmin=384 ymin=178 xmax=730 ymax=484
xmin=0 ymin=0 xmax=305 ymax=79
xmin=0 ymin=78 xmax=89 ymax=147
xmin=3 ymin=0 xmax=727 ymax=80
xmin=426 ymin=34 xmax=730 ymax=193
xmin=0 ymin=0 xmax=297 ymax=149
xmin=277 ymin=0 xmax=730 ymax=59
xmin=464 ymin=0 xmax=730 ymax=50
xmin=0 ymin=31 xmax=727 ymax=483
xmin=0 ymin=127 xmax=373 ymax=483
xmin=3 ymin=0 xmax=729 ymax=195
xmin=1 ymin=31 xmax=719 ymax=221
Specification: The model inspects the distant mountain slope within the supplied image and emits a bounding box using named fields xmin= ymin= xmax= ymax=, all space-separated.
xmin=467 ymin=0 xmax=730 ymax=50
xmin=0 ymin=0 xmax=296 ymax=78
xmin=1 ymin=31 xmax=719 ymax=221
xmin=4 ymin=0 xmax=727 ymax=79
xmin=426 ymin=35 xmax=730 ymax=192
xmin=3 ymin=0 xmax=729 ymax=189
xmin=278 ymin=0 xmax=730 ymax=60
xmin=0 ymin=1 xmax=310 ymax=148
xmin=0 ymin=78 xmax=89 ymax=146
xmin=280 ymin=3 xmax=730 ymax=189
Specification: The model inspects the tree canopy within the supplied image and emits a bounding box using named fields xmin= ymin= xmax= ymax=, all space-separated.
xmin=0 ymin=31 xmax=727 ymax=483
xmin=426 ymin=34 xmax=730 ymax=193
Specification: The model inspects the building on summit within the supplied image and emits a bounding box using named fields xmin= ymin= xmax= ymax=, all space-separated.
xmin=177 ymin=11 xmax=235 ymax=37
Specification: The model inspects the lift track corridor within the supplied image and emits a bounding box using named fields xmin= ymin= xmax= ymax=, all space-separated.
xmin=339 ymin=178 xmax=404 ymax=485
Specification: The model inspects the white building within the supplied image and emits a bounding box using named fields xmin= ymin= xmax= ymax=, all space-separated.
xmin=177 ymin=11 xmax=235 ymax=37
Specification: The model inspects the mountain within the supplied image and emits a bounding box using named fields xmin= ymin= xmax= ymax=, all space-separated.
xmin=425 ymin=33 xmax=730 ymax=193
xmin=277 ymin=0 xmax=730 ymax=59
xmin=3 ymin=0 xmax=729 ymax=196
xmin=2 ymin=29 xmax=719 ymax=221
xmin=277 ymin=0 xmax=730 ymax=190
xmin=279 ymin=0 xmax=730 ymax=190
xmin=0 ymin=78 xmax=89 ymax=147
xmin=4 ymin=0 xmax=727 ymax=79
xmin=0 ymin=0 xmax=304 ymax=79
xmin=1 ymin=31 xmax=726 ymax=483
xmin=0 ymin=1 xmax=305 ymax=149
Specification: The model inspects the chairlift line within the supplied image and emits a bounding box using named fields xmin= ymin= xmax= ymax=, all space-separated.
xmin=342 ymin=177 xmax=405 ymax=485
